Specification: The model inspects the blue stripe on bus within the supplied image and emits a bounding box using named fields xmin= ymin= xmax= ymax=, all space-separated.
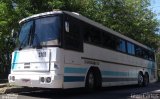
xmin=64 ymin=76 xmax=85 ymax=82
xmin=101 ymin=71 xmax=128 ymax=76
xmin=102 ymin=70 xmax=137 ymax=77
xmin=64 ymin=67 xmax=137 ymax=82
xmin=64 ymin=67 xmax=87 ymax=74
xmin=12 ymin=51 xmax=18 ymax=70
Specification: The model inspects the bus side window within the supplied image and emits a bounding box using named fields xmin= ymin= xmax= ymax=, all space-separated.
xmin=103 ymin=32 xmax=112 ymax=49
xmin=84 ymin=25 xmax=102 ymax=46
xmin=102 ymin=32 xmax=119 ymax=50
xmin=89 ymin=27 xmax=102 ymax=45
xmin=149 ymin=52 xmax=155 ymax=61
xmin=127 ymin=42 xmax=135 ymax=55
xmin=144 ymin=50 xmax=149 ymax=60
xmin=117 ymin=39 xmax=126 ymax=52
xmin=135 ymin=46 xmax=141 ymax=57
xmin=64 ymin=15 xmax=83 ymax=52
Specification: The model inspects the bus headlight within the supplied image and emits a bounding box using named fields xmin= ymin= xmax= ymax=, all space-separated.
xmin=46 ymin=77 xmax=51 ymax=83
xmin=12 ymin=76 xmax=15 ymax=81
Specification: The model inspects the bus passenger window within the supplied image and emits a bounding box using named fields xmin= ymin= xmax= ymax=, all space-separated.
xmin=135 ymin=46 xmax=143 ymax=58
xmin=127 ymin=42 xmax=135 ymax=55
xmin=103 ymin=33 xmax=118 ymax=50
xmin=64 ymin=16 xmax=83 ymax=51
xmin=149 ymin=52 xmax=155 ymax=61
xmin=84 ymin=26 xmax=102 ymax=45
xmin=103 ymin=33 xmax=112 ymax=49
xmin=117 ymin=39 xmax=126 ymax=52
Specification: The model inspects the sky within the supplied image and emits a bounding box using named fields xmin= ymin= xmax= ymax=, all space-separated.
xmin=150 ymin=0 xmax=160 ymax=20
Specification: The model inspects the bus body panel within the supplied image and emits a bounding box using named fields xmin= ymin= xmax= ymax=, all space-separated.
xmin=63 ymin=50 xmax=88 ymax=88
xmin=9 ymin=48 xmax=65 ymax=88
xmin=9 ymin=73 xmax=63 ymax=88
xmin=83 ymin=43 xmax=157 ymax=87
xmin=8 ymin=11 xmax=157 ymax=89
xmin=61 ymin=43 xmax=157 ymax=89
xmin=63 ymin=43 xmax=156 ymax=88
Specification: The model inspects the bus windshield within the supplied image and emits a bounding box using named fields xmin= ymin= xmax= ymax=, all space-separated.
xmin=19 ymin=15 xmax=61 ymax=49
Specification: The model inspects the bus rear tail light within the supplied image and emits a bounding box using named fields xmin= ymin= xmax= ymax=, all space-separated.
xmin=40 ymin=77 xmax=45 ymax=83
xmin=40 ymin=77 xmax=52 ymax=83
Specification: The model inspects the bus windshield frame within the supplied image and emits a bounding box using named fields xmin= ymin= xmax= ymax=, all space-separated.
xmin=18 ymin=14 xmax=62 ymax=49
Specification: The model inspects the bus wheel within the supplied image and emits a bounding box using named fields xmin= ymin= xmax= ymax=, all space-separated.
xmin=143 ymin=73 xmax=149 ymax=86
xmin=85 ymin=70 xmax=95 ymax=91
xmin=138 ymin=72 xmax=144 ymax=87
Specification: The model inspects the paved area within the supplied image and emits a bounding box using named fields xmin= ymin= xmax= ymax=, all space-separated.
xmin=1 ymin=82 xmax=160 ymax=99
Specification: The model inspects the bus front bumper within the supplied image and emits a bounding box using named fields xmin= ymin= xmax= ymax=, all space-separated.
xmin=8 ymin=74 xmax=63 ymax=88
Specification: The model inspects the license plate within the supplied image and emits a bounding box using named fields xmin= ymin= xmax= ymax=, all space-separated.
xmin=21 ymin=79 xmax=31 ymax=83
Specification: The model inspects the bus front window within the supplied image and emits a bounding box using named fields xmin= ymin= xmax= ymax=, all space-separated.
xmin=19 ymin=21 xmax=33 ymax=49
xmin=33 ymin=16 xmax=61 ymax=47
xmin=18 ymin=16 xmax=61 ymax=49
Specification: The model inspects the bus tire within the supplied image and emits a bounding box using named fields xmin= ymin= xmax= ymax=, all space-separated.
xmin=85 ymin=68 xmax=102 ymax=91
xmin=143 ymin=73 xmax=149 ymax=86
xmin=85 ymin=69 xmax=95 ymax=91
xmin=138 ymin=72 xmax=144 ymax=87
xmin=94 ymin=68 xmax=102 ymax=90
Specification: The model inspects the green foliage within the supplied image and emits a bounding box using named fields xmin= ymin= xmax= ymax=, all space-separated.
xmin=0 ymin=0 xmax=160 ymax=73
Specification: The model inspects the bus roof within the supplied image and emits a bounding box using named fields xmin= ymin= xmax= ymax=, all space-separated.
xmin=19 ymin=10 xmax=153 ymax=51
xmin=19 ymin=11 xmax=63 ymax=24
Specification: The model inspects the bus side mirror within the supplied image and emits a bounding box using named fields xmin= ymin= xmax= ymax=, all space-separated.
xmin=65 ymin=21 xmax=69 ymax=32
xmin=11 ymin=29 xmax=18 ymax=38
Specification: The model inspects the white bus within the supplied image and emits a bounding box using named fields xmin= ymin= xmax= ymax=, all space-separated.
xmin=8 ymin=11 xmax=157 ymax=90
